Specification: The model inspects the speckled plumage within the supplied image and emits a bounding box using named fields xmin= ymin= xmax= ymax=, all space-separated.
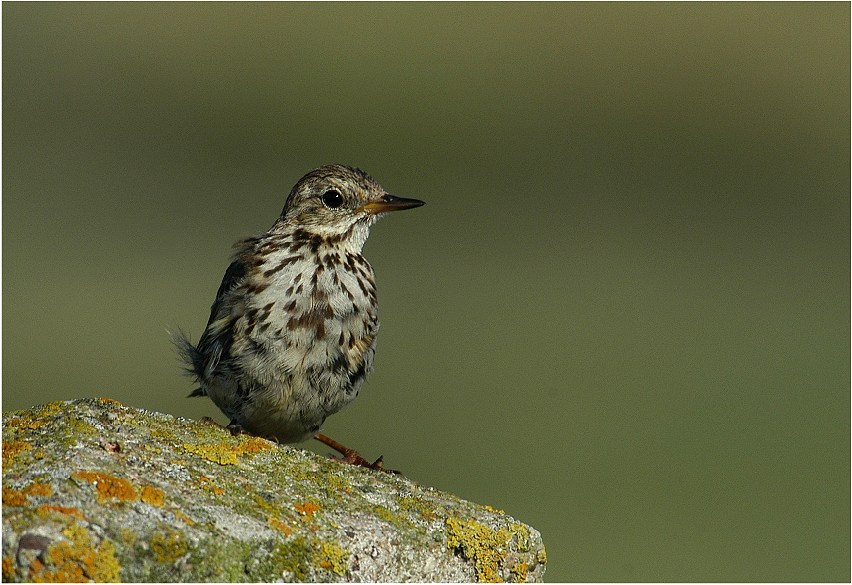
xmin=174 ymin=165 xmax=423 ymax=443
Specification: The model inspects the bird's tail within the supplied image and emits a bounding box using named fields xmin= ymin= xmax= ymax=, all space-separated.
xmin=168 ymin=328 xmax=207 ymax=397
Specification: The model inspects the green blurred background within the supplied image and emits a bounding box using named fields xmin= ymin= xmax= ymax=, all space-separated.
xmin=3 ymin=3 xmax=849 ymax=581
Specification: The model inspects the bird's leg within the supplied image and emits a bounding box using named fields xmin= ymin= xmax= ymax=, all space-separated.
xmin=314 ymin=433 xmax=397 ymax=474
xmin=314 ymin=433 xmax=371 ymax=466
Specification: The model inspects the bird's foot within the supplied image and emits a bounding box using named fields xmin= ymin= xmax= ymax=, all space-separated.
xmin=200 ymin=416 xmax=228 ymax=430
xmin=199 ymin=416 xmax=244 ymax=436
xmin=314 ymin=433 xmax=399 ymax=474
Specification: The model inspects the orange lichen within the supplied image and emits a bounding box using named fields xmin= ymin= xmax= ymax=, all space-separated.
xmin=294 ymin=501 xmax=320 ymax=520
xmin=5 ymin=417 xmax=46 ymax=430
xmin=3 ymin=441 xmax=33 ymax=464
xmin=37 ymin=505 xmax=85 ymax=520
xmin=3 ymin=482 xmax=54 ymax=507
xmin=29 ymin=558 xmax=45 ymax=577
xmin=96 ymin=397 xmax=123 ymax=406
xmin=72 ymin=471 xmax=138 ymax=504
xmin=140 ymin=485 xmax=165 ymax=507
xmin=197 ymin=476 xmax=225 ymax=495
xmin=2 ymin=489 xmax=26 ymax=507
xmin=267 ymin=516 xmax=293 ymax=535
xmin=238 ymin=436 xmax=274 ymax=454
xmin=2 ymin=555 xmax=15 ymax=580
xmin=24 ymin=482 xmax=54 ymax=497
xmin=28 ymin=524 xmax=120 ymax=582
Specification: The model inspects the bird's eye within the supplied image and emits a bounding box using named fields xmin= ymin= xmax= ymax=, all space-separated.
xmin=322 ymin=190 xmax=344 ymax=209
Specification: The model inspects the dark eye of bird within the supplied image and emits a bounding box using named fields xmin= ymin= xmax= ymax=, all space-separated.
xmin=322 ymin=189 xmax=344 ymax=209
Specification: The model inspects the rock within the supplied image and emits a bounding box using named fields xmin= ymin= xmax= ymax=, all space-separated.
xmin=2 ymin=398 xmax=546 ymax=582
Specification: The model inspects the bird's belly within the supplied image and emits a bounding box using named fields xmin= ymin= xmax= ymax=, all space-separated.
xmin=222 ymin=332 xmax=367 ymax=443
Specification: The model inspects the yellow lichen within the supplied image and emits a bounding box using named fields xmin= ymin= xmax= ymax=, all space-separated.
xmin=30 ymin=523 xmax=120 ymax=582
xmin=183 ymin=442 xmax=238 ymax=465
xmin=34 ymin=402 xmax=62 ymax=417
xmin=373 ymin=505 xmax=393 ymax=521
xmin=372 ymin=505 xmax=412 ymax=531
xmin=72 ymin=471 xmax=139 ymax=504
xmin=120 ymin=529 xmax=137 ymax=547
xmin=446 ymin=517 xmax=512 ymax=583
xmin=89 ymin=541 xmax=120 ymax=582
xmin=251 ymin=494 xmax=276 ymax=516
xmin=66 ymin=418 xmax=98 ymax=436
xmin=182 ymin=436 xmax=273 ymax=466
xmin=509 ymin=522 xmax=531 ymax=552
xmin=140 ymin=485 xmax=165 ymax=507
xmin=320 ymin=472 xmax=353 ymax=494
xmin=315 ymin=541 xmax=349 ymax=576
xmin=269 ymin=539 xmax=311 ymax=580
xmin=150 ymin=529 xmax=188 ymax=564
xmin=149 ymin=427 xmax=176 ymax=440
xmin=399 ymin=495 xmax=438 ymax=521
xmin=510 ymin=561 xmax=529 ymax=581
xmin=171 ymin=508 xmax=195 ymax=526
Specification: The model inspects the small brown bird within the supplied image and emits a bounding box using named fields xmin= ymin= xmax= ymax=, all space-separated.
xmin=174 ymin=165 xmax=423 ymax=467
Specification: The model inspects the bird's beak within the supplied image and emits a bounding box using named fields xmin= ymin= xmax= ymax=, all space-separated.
xmin=361 ymin=194 xmax=425 ymax=215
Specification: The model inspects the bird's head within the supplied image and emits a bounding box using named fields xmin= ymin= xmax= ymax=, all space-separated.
xmin=275 ymin=164 xmax=423 ymax=249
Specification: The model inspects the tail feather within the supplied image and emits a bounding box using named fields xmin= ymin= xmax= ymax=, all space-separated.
xmin=169 ymin=328 xmax=207 ymax=397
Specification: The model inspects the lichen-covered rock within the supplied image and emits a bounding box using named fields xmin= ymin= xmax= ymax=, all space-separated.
xmin=2 ymin=398 xmax=546 ymax=582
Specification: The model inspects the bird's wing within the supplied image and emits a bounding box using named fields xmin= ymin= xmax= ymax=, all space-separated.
xmin=205 ymin=258 xmax=247 ymax=329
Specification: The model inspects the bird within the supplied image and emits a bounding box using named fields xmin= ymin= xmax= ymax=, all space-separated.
xmin=173 ymin=164 xmax=424 ymax=468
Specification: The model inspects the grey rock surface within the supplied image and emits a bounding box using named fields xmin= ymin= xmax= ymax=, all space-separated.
xmin=2 ymin=398 xmax=546 ymax=582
